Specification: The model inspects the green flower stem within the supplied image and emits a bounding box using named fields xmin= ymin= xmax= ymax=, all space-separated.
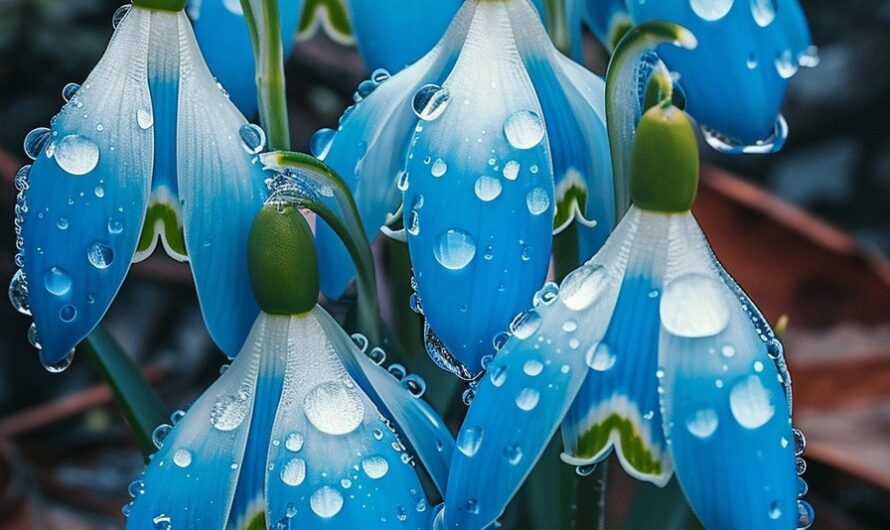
xmin=132 ymin=0 xmax=187 ymax=11
xmin=241 ymin=0 xmax=291 ymax=151
xmin=82 ymin=325 xmax=168 ymax=459
xmin=623 ymin=479 xmax=704 ymax=530
xmin=543 ymin=0 xmax=572 ymax=56
xmin=605 ymin=21 xmax=697 ymax=222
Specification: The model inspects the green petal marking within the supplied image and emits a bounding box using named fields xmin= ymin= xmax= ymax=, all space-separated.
xmin=554 ymin=169 xmax=589 ymax=231
xmin=298 ymin=0 xmax=354 ymax=45
xmin=240 ymin=512 xmax=265 ymax=530
xmin=135 ymin=194 xmax=187 ymax=262
xmin=574 ymin=413 xmax=662 ymax=475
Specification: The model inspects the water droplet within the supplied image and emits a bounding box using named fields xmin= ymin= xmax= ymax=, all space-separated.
xmin=112 ymin=4 xmax=131 ymax=28
xmin=303 ymin=382 xmax=365 ymax=435
xmin=561 ymin=265 xmax=607 ymax=311
xmin=59 ymin=304 xmax=77 ymax=322
xmin=310 ymin=128 xmax=336 ymax=160
xmin=388 ymin=364 xmax=407 ymax=381
xmin=128 ymin=479 xmax=145 ymax=498
xmin=563 ymin=320 xmax=577 ymax=333
xmin=54 ymin=134 xmax=100 ymax=175
xmin=462 ymin=387 xmax=476 ymax=405
xmin=490 ymin=365 xmax=507 ymax=387
xmin=503 ymin=445 xmax=523 ymax=465
xmin=24 ymin=127 xmax=52 ymax=160
xmin=239 ymin=124 xmax=266 ymax=154
xmin=585 ymin=343 xmax=616 ymax=372
xmin=44 ymin=266 xmax=72 ymax=296
xmin=768 ymin=500 xmax=782 ymax=520
xmin=509 ymin=311 xmax=542 ymax=340
xmin=503 ymin=160 xmax=520 ymax=181
xmin=280 ymin=458 xmax=306 ymax=486
xmin=515 ymin=388 xmax=540 ymax=411
xmin=775 ymin=50 xmax=800 ymax=79
xmin=210 ymin=387 xmax=250 ymax=431
xmin=412 ymin=84 xmax=451 ymax=121
xmin=457 ymin=426 xmax=484 ymax=457
xmin=362 ymin=455 xmax=390 ymax=479
xmin=797 ymin=477 xmax=809 ymax=498
xmin=108 ymin=218 xmax=124 ymax=234
xmin=87 ymin=241 xmax=114 ymax=269
xmin=685 ymin=409 xmax=719 ymax=438
xmin=173 ymin=448 xmax=193 ymax=468
xmin=8 ymin=270 xmax=30 ymax=315
xmin=533 ymin=282 xmax=559 ymax=306
xmin=152 ymin=514 xmax=172 ymax=530
xmin=285 ymin=432 xmax=304 ymax=452
xmin=434 ymin=229 xmax=476 ymax=270
xmin=351 ymin=333 xmax=369 ymax=353
xmin=406 ymin=209 xmax=421 ymax=236
xmin=152 ymin=424 xmax=172 ymax=448
xmin=474 ymin=175 xmax=502 ymax=201
xmin=796 ymin=500 xmax=814 ymax=529
xmin=367 ymin=346 xmax=386 ymax=365
xmin=576 ymin=464 xmax=597 ymax=476
xmin=796 ymin=456 xmax=807 ymax=475
xmin=62 ymin=83 xmax=81 ymax=102
xmin=526 ymin=187 xmax=551 ymax=215
xmin=792 ymin=428 xmax=807 ymax=456
xmin=403 ymin=374 xmax=426 ymax=397
xmin=523 ymin=359 xmax=544 ymax=376
xmin=750 ymin=0 xmax=776 ymax=26
xmin=721 ymin=345 xmax=736 ymax=358
xmin=690 ymin=0 xmax=733 ymax=21
xmin=55 ymin=217 xmax=69 ymax=230
xmin=371 ymin=68 xmax=391 ymax=84
xmin=660 ymin=274 xmax=730 ymax=338
xmin=504 ymin=110 xmax=545 ymax=149
xmin=94 ymin=185 xmax=105 ymax=198
xmin=137 ymin=108 xmax=154 ymax=129
xmin=397 ymin=171 xmax=410 ymax=191
xmin=42 ymin=348 xmax=76 ymax=373
xmin=431 ymin=158 xmax=448 ymax=177
xmin=729 ymin=375 xmax=775 ymax=429
xmin=310 ymin=486 xmax=344 ymax=518
xmin=747 ymin=53 xmax=759 ymax=69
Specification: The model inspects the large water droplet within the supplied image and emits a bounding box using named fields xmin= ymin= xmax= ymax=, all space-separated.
xmin=44 ymin=266 xmax=72 ymax=296
xmin=24 ymin=127 xmax=52 ymax=160
xmin=137 ymin=108 xmax=154 ymax=130
xmin=457 ymin=426 xmax=484 ymax=457
xmin=510 ymin=311 xmax=542 ymax=340
xmin=660 ymin=274 xmax=730 ymax=338
xmin=87 ymin=241 xmax=114 ymax=269
xmin=310 ymin=128 xmax=336 ymax=160
xmin=504 ymin=110 xmax=545 ymax=150
xmin=526 ymin=187 xmax=551 ymax=215
xmin=750 ymin=0 xmax=776 ymax=26
xmin=8 ymin=269 xmax=30 ymax=315
xmin=515 ymin=388 xmax=541 ymax=411
xmin=173 ymin=448 xmax=193 ymax=468
xmin=413 ymin=84 xmax=451 ymax=121
xmin=55 ymin=134 xmax=100 ymax=175
xmin=310 ymin=486 xmax=344 ymax=518
xmin=62 ymin=83 xmax=81 ymax=102
xmin=361 ymin=455 xmax=390 ymax=479
xmin=210 ymin=387 xmax=250 ymax=431
xmin=796 ymin=500 xmax=814 ymax=529
xmin=431 ymin=158 xmax=448 ymax=177
xmin=43 ymin=348 xmax=76 ymax=373
xmin=690 ymin=0 xmax=734 ymax=21
xmin=585 ymin=343 xmax=616 ymax=371
xmin=434 ymin=229 xmax=476 ymax=270
xmin=280 ymin=458 xmax=307 ymax=486
xmin=729 ymin=375 xmax=775 ymax=429
xmin=523 ymin=359 xmax=544 ymax=376
xmin=475 ymin=175 xmax=502 ymax=201
xmin=685 ymin=409 xmax=719 ymax=438
xmin=503 ymin=160 xmax=520 ymax=181
xmin=303 ymin=382 xmax=365 ymax=435
xmin=775 ymin=50 xmax=800 ymax=79
xmin=561 ymin=264 xmax=607 ymax=311
xmin=112 ymin=4 xmax=131 ymax=28
xmin=239 ymin=124 xmax=266 ymax=154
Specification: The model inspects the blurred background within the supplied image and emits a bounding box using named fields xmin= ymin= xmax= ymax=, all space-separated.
xmin=0 ymin=0 xmax=888 ymax=528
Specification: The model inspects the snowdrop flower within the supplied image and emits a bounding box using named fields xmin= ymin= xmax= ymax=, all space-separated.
xmin=313 ymin=0 xmax=613 ymax=377
xmin=124 ymin=205 xmax=453 ymax=529
xmin=189 ymin=0 xmax=303 ymax=116
xmin=9 ymin=1 xmax=267 ymax=369
xmin=443 ymin=102 xmax=811 ymax=530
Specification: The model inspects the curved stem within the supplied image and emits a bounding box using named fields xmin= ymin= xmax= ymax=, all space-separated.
xmin=605 ymin=20 xmax=696 ymax=222
xmin=241 ymin=0 xmax=291 ymax=150
xmin=543 ymin=0 xmax=571 ymax=56
xmin=132 ymin=0 xmax=187 ymax=11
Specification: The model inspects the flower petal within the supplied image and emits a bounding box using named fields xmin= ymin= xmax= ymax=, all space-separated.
xmin=584 ymin=0 xmax=633 ymax=51
xmin=404 ymin=0 xmax=554 ymax=374
xmin=657 ymin=212 xmax=797 ymax=529
xmin=264 ymin=312 xmax=430 ymax=528
xmin=19 ymin=7 xmax=153 ymax=367
xmin=125 ymin=313 xmax=268 ymax=530
xmin=315 ymin=307 xmax=455 ymax=496
xmin=176 ymin=11 xmax=268 ymax=358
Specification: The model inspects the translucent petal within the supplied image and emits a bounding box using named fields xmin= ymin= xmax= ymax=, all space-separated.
xmin=628 ymin=0 xmax=812 ymax=144
xmin=264 ymin=312 xmax=431 ymax=529
xmin=176 ymin=11 xmax=267 ymax=358
xmin=657 ymin=212 xmax=797 ymax=529
xmin=190 ymin=0 xmax=303 ymax=116
xmin=20 ymin=7 xmax=153 ymax=366
xmin=404 ymin=0 xmax=554 ymax=373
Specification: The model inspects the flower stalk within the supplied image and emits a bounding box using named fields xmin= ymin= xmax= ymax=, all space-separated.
xmin=132 ymin=0 xmax=187 ymax=11
xmin=543 ymin=0 xmax=572 ymax=56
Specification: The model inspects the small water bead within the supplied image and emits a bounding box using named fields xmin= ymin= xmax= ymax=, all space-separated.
xmin=173 ymin=448 xmax=193 ymax=468
xmin=797 ymin=477 xmax=809 ymax=498
xmin=14 ymin=165 xmax=31 ymax=192
xmin=766 ymin=338 xmax=784 ymax=360
xmin=303 ymin=382 xmax=365 ymax=435
xmin=492 ymin=331 xmax=510 ymax=351
xmin=509 ymin=311 xmax=542 ymax=340
xmin=475 ymin=175 xmax=502 ymax=201
xmin=461 ymin=387 xmax=476 ymax=405
xmin=796 ymin=457 xmax=807 ymax=475
xmin=526 ymin=187 xmax=551 ymax=215
xmin=59 ymin=304 xmax=77 ymax=323
xmin=457 ymin=426 xmax=484 ymax=457
xmin=585 ymin=343 xmax=616 ymax=372
xmin=660 ymin=274 xmax=730 ymax=338
xmin=561 ymin=264 xmax=607 ymax=311
xmin=152 ymin=514 xmax=172 ymax=530
xmin=406 ymin=209 xmax=421 ymax=236
xmin=523 ymin=359 xmax=544 ymax=376
xmin=575 ymin=464 xmax=597 ymax=477
xmin=721 ymin=345 xmax=736 ymax=358
xmin=373 ymin=428 xmax=385 ymax=441
xmin=431 ymin=158 xmax=448 ymax=177
xmin=796 ymin=499 xmax=815 ymax=529
xmin=87 ymin=241 xmax=114 ymax=269
xmin=371 ymin=68 xmax=391 ymax=84
xmin=44 ymin=266 xmax=72 ymax=296
xmin=310 ymin=128 xmax=336 ymax=160
xmin=520 ymin=243 xmax=532 ymax=262
xmin=490 ymin=365 xmax=507 ymax=387
xmin=152 ymin=424 xmax=172 ymax=448
xmin=685 ymin=409 xmax=719 ymax=439
xmin=62 ymin=83 xmax=81 ymax=102
xmin=729 ymin=375 xmax=775 ymax=429
xmin=24 ymin=127 xmax=52 ymax=160
xmin=775 ymin=50 xmax=800 ymax=79
xmin=403 ymin=374 xmax=426 ymax=397
xmin=94 ymin=185 xmax=105 ymax=198
xmin=55 ymin=134 xmax=100 ymax=175
xmin=690 ymin=0 xmax=734 ymax=21
xmin=8 ymin=270 xmax=30 ymax=315
xmin=108 ymin=218 xmax=124 ymax=234
xmin=747 ymin=53 xmax=759 ymax=69
xmin=503 ymin=445 xmax=523 ymax=465
xmin=361 ymin=455 xmax=390 ymax=479
xmin=563 ymin=320 xmax=577 ymax=333
xmin=792 ymin=428 xmax=807 ymax=456
xmin=239 ymin=124 xmax=266 ymax=154
xmin=434 ymin=229 xmax=476 ymax=270
xmin=310 ymin=486 xmax=344 ymax=518
xmin=367 ymin=346 xmax=387 ymax=365
xmin=210 ymin=387 xmax=250 ymax=431
xmin=503 ymin=160 xmax=520 ymax=181
xmin=388 ymin=363 xmax=407 ymax=381
xmin=351 ymin=333 xmax=369 ymax=353
xmin=56 ymin=217 xmax=70 ymax=230
xmin=397 ymin=171 xmax=410 ymax=191
xmin=112 ymin=4 xmax=131 ymax=28
xmin=137 ymin=108 xmax=154 ymax=130
xmin=280 ymin=458 xmax=307 ymax=486
xmin=412 ymin=84 xmax=451 ymax=121
xmin=285 ymin=432 xmax=304 ymax=452
xmin=515 ymin=388 xmax=540 ymax=411
xmin=504 ymin=110 xmax=545 ymax=150
xmin=533 ymin=282 xmax=559 ymax=307
xmin=750 ymin=0 xmax=777 ymax=27
xmin=128 ymin=479 xmax=145 ymax=498
xmin=768 ymin=500 xmax=782 ymax=520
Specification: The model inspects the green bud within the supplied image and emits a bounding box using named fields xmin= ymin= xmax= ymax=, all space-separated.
xmin=629 ymin=103 xmax=699 ymax=213
xmin=132 ymin=0 xmax=187 ymax=12
xmin=248 ymin=204 xmax=320 ymax=315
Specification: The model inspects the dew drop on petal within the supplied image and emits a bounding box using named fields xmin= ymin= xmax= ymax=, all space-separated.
xmin=280 ymin=458 xmax=306 ymax=486
xmin=397 ymin=171 xmax=410 ymax=191
xmin=515 ymin=388 xmax=540 ymax=411
xmin=239 ymin=123 xmax=266 ymax=154
xmin=660 ymin=273 xmax=730 ymax=338
xmin=137 ymin=108 xmax=154 ymax=130
xmin=310 ymin=128 xmax=336 ymax=160
xmin=503 ymin=160 xmax=520 ymax=181
xmin=729 ymin=375 xmax=775 ymax=429
xmin=108 ymin=218 xmax=124 ymax=234
xmin=303 ymin=382 xmax=365 ymax=435
xmin=434 ymin=229 xmax=476 ymax=270
xmin=112 ymin=4 xmax=131 ymax=28
xmin=59 ymin=304 xmax=77 ymax=323
xmin=55 ymin=134 xmax=100 ymax=175
xmin=560 ymin=264 xmax=607 ymax=311
xmin=210 ymin=387 xmax=250 ymax=431
xmin=8 ymin=269 xmax=30 ymax=315
xmin=504 ymin=110 xmax=545 ymax=150
xmin=87 ymin=241 xmax=114 ymax=269
xmin=44 ymin=266 xmax=72 ymax=296
xmin=475 ymin=175 xmax=502 ymax=201
xmin=490 ymin=365 xmax=507 ymax=387
xmin=361 ymin=455 xmax=389 ymax=479
xmin=503 ymin=445 xmax=523 ymax=465
xmin=510 ymin=311 xmax=542 ymax=340
xmin=62 ymin=83 xmax=81 ymax=102
xmin=769 ymin=500 xmax=782 ymax=520
xmin=585 ymin=343 xmax=616 ymax=372
xmin=24 ymin=127 xmax=52 ymax=160
xmin=457 ymin=426 xmax=484 ymax=457
xmin=775 ymin=50 xmax=800 ymax=79
xmin=750 ymin=0 xmax=776 ymax=26
xmin=690 ymin=0 xmax=733 ymax=21
xmin=285 ymin=432 xmax=304 ymax=452
xmin=173 ymin=448 xmax=193 ymax=468
xmin=310 ymin=486 xmax=344 ymax=518
xmin=431 ymin=158 xmax=448 ymax=177
xmin=523 ymin=359 xmax=544 ymax=376
xmin=57 ymin=217 xmax=69 ymax=230
xmin=412 ymin=84 xmax=451 ymax=121
xmin=526 ymin=187 xmax=551 ymax=215
xmin=685 ymin=409 xmax=719 ymax=438
xmin=796 ymin=500 xmax=815 ymax=529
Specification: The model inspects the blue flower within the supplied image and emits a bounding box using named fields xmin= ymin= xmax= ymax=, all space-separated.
xmin=442 ymin=105 xmax=810 ymax=530
xmin=189 ymin=0 xmax=304 ymax=116
xmin=8 ymin=3 xmax=268 ymax=369
xmin=583 ymin=0 xmax=632 ymax=52
xmin=314 ymin=0 xmax=613 ymax=376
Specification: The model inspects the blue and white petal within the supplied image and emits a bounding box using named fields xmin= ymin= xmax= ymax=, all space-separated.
xmin=404 ymin=0 xmax=555 ymax=374
xmin=19 ymin=7 xmax=154 ymax=367
xmin=628 ymin=0 xmax=812 ymax=145
xmin=657 ymin=212 xmax=797 ymax=529
xmin=190 ymin=0 xmax=303 ymax=116
xmin=443 ymin=235 xmax=629 ymax=530
xmin=176 ymin=11 xmax=268 ymax=358
xmin=125 ymin=309 xmax=269 ymax=530
xmin=560 ymin=207 xmax=674 ymax=486
xmin=584 ymin=0 xmax=632 ymax=52
xmin=264 ymin=311 xmax=431 ymax=529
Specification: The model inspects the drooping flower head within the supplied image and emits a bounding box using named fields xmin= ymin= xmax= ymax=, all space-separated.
xmin=442 ymin=101 xmax=812 ymax=530
xmin=124 ymin=205 xmax=454 ymax=529
xmin=314 ymin=0 xmax=613 ymax=377
xmin=9 ymin=1 xmax=268 ymax=369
